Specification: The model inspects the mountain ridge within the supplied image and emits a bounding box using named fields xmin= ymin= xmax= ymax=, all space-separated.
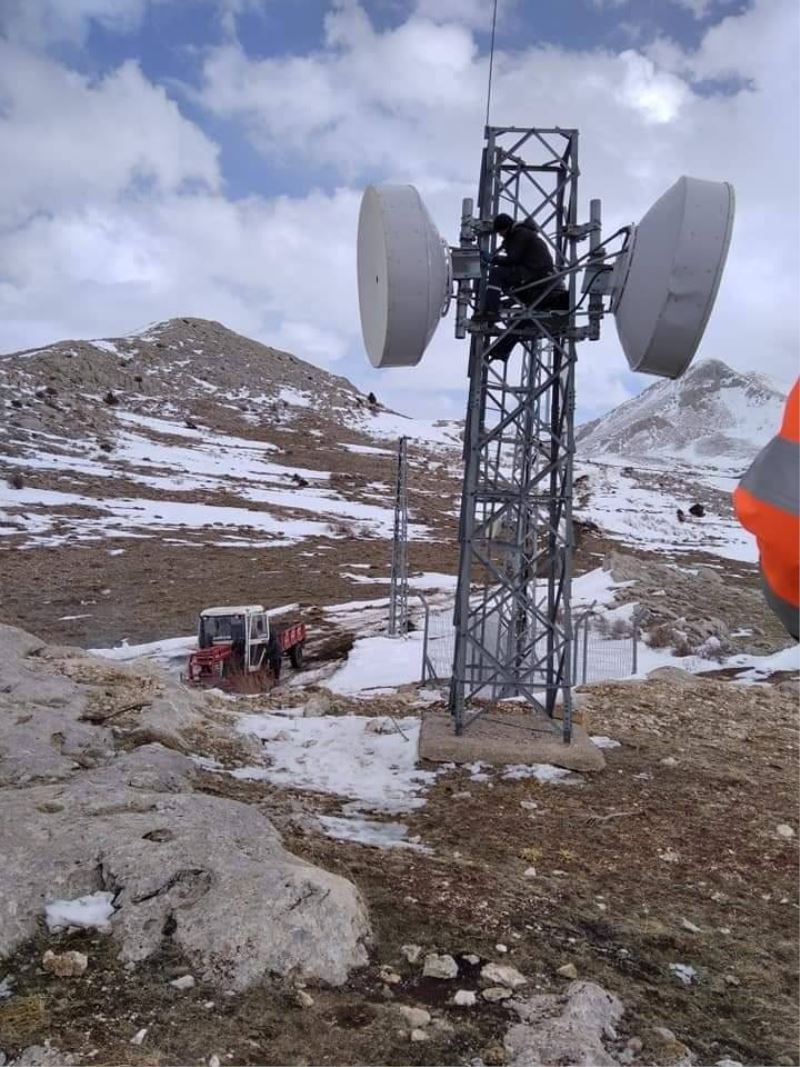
xmin=577 ymin=358 xmax=784 ymax=470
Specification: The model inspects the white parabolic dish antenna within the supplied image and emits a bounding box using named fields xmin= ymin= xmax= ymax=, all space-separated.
xmin=357 ymin=184 xmax=450 ymax=368
xmin=612 ymin=175 xmax=735 ymax=379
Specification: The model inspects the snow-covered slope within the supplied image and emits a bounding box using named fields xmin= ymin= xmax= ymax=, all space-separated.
xmin=0 ymin=318 xmax=462 ymax=551
xmin=574 ymin=359 xmax=788 ymax=563
xmin=577 ymin=359 xmax=784 ymax=471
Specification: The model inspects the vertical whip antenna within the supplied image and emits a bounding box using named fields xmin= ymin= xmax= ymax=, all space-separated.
xmin=484 ymin=0 xmax=499 ymax=129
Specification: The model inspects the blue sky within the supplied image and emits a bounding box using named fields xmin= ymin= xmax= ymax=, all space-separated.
xmin=49 ymin=0 xmax=751 ymax=201
xmin=0 ymin=0 xmax=796 ymax=421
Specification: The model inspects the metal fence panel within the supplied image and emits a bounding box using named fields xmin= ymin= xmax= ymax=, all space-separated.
xmin=572 ymin=610 xmax=638 ymax=685
xmin=422 ymin=598 xmax=639 ymax=687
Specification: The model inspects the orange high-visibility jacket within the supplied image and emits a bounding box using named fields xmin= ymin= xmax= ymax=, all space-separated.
xmin=733 ymin=378 xmax=799 ymax=639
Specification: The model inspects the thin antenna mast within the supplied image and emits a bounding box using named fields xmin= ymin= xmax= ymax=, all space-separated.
xmin=484 ymin=0 xmax=498 ymax=128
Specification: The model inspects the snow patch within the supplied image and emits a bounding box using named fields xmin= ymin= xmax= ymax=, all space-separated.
xmin=277 ymin=387 xmax=312 ymax=408
xmin=45 ymin=891 xmax=116 ymax=932
xmin=501 ymin=764 xmax=573 ymax=783
xmin=669 ymin=963 xmax=698 ymax=985
xmin=90 ymin=635 xmax=196 ymax=675
xmin=591 ymin=736 xmax=622 ymax=749
xmin=317 ymin=815 xmax=432 ymax=852
xmin=327 ymin=634 xmax=424 ymax=694
xmin=90 ymin=339 xmax=121 ymax=356
xmin=339 ymin=442 xmax=394 ymax=456
xmin=233 ymin=713 xmax=436 ymax=814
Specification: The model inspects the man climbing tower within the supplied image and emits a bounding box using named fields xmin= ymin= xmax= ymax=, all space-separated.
xmin=473 ymin=213 xmax=557 ymax=324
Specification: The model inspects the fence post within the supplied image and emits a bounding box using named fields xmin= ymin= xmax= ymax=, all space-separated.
xmin=418 ymin=593 xmax=432 ymax=683
xmin=572 ymin=614 xmax=579 ymax=684
xmin=631 ymin=607 xmax=639 ymax=676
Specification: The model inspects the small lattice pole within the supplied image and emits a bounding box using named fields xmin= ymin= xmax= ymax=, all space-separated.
xmin=388 ymin=436 xmax=409 ymax=636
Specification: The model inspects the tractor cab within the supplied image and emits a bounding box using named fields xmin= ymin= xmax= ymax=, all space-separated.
xmin=198 ymin=604 xmax=271 ymax=672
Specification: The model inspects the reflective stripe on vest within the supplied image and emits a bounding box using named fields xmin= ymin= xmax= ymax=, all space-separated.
xmin=760 ymin=572 xmax=800 ymax=641
xmin=738 ymin=435 xmax=799 ymax=514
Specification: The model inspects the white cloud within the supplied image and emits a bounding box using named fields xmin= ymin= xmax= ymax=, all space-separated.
xmin=590 ymin=0 xmax=728 ymax=17
xmin=617 ymin=49 xmax=690 ymax=122
xmin=0 ymin=44 xmax=221 ymax=228
xmin=672 ymin=0 xmax=720 ymax=19
xmin=217 ymin=0 xmax=266 ymax=39
xmin=0 ymin=0 xmax=259 ymax=47
xmin=0 ymin=0 xmax=797 ymax=423
xmin=196 ymin=10 xmax=484 ymax=183
xmin=412 ymin=0 xmax=516 ymax=31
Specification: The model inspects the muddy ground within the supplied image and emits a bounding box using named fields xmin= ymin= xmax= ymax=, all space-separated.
xmin=0 ymin=534 xmax=460 ymax=649
xmin=2 ymin=672 xmax=797 ymax=1067
xmin=0 ymin=512 xmax=783 ymax=658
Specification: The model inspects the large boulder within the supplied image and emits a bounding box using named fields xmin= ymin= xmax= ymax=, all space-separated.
xmin=1 ymin=771 xmax=370 ymax=989
xmin=0 ymin=624 xmax=371 ymax=990
xmin=0 ymin=627 xmax=109 ymax=785
xmin=0 ymin=623 xmax=264 ymax=786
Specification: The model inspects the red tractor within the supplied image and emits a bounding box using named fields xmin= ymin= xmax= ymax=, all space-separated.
xmin=185 ymin=604 xmax=306 ymax=691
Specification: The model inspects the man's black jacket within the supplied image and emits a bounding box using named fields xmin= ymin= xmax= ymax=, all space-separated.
xmin=498 ymin=220 xmax=555 ymax=281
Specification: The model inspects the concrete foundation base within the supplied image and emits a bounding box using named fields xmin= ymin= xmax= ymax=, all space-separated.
xmin=418 ymin=709 xmax=605 ymax=772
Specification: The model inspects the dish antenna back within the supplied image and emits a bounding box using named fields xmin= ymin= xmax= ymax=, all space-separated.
xmin=357 ymin=184 xmax=450 ymax=368
xmin=611 ymin=176 xmax=735 ymax=378
xmin=357 ymin=175 xmax=734 ymax=379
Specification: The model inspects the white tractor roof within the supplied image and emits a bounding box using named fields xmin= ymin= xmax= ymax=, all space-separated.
xmin=200 ymin=605 xmax=265 ymax=618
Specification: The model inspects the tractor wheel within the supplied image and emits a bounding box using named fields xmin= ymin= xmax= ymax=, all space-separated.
xmin=289 ymin=641 xmax=305 ymax=670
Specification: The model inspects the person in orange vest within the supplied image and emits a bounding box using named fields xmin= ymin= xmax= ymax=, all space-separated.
xmin=733 ymin=378 xmax=799 ymax=640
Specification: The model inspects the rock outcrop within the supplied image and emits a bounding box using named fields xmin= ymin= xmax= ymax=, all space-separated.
xmin=505 ymin=981 xmax=624 ymax=1067
xmin=0 ymin=623 xmax=370 ymax=990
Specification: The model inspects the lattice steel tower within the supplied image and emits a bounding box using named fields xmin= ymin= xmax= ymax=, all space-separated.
xmin=356 ymin=125 xmax=733 ymax=743
xmin=449 ymin=127 xmax=581 ymax=741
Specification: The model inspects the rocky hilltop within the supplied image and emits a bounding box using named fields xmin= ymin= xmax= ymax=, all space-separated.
xmin=0 ymin=319 xmax=463 ymax=646
xmin=3 ymin=318 xmax=390 ymax=444
xmin=577 ymin=359 xmax=784 ymax=469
